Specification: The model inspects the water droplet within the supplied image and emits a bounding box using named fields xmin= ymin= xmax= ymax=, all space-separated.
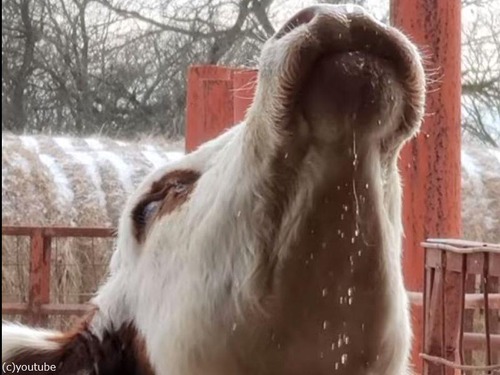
xmin=351 ymin=237 xmax=355 ymax=244
xmin=365 ymin=183 xmax=369 ymax=189
xmin=237 ymin=210 xmax=241 ymax=217
xmin=321 ymin=242 xmax=326 ymax=249
xmin=284 ymin=153 xmax=288 ymax=159
xmin=320 ymin=351 xmax=324 ymax=359
xmin=354 ymin=229 xmax=360 ymax=236
xmin=322 ymin=288 xmax=328 ymax=297
xmin=348 ymin=297 xmax=353 ymax=305
xmin=310 ymin=253 xmax=314 ymax=260
xmin=357 ymin=250 xmax=362 ymax=256
xmin=340 ymin=296 xmax=344 ymax=304
xmin=337 ymin=185 xmax=341 ymax=190
xmin=323 ymin=320 xmax=330 ymax=330
xmin=347 ymin=287 xmax=354 ymax=296
xmin=232 ymin=323 xmax=237 ymax=331
xmin=425 ymin=133 xmax=430 ymax=139
xmin=341 ymin=353 xmax=348 ymax=364
xmin=335 ymin=362 xmax=339 ymax=370
xmin=377 ymin=119 xmax=382 ymax=125
xmin=331 ymin=342 xmax=335 ymax=350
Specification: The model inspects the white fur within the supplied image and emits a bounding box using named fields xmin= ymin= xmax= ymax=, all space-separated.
xmin=2 ymin=322 xmax=61 ymax=362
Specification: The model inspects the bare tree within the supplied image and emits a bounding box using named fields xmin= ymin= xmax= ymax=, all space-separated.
xmin=1 ymin=0 xmax=498 ymax=144
xmin=2 ymin=0 xmax=40 ymax=132
xmin=461 ymin=2 xmax=500 ymax=146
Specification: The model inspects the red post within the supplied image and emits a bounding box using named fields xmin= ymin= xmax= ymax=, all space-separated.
xmin=28 ymin=229 xmax=51 ymax=326
xmin=185 ymin=66 xmax=257 ymax=152
xmin=185 ymin=66 xmax=234 ymax=152
xmin=391 ymin=1 xmax=462 ymax=373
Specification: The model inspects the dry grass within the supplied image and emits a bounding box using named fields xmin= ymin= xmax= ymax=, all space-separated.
xmin=1 ymin=133 xmax=183 ymax=328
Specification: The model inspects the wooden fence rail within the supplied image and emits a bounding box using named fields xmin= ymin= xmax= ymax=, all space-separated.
xmin=1 ymin=226 xmax=115 ymax=326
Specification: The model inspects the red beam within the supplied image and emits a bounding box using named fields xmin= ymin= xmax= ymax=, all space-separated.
xmin=2 ymin=226 xmax=115 ymax=238
xmin=391 ymin=1 xmax=462 ymax=373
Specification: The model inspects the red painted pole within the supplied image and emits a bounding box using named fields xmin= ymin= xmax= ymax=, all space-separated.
xmin=185 ymin=66 xmax=234 ymax=152
xmin=185 ymin=66 xmax=256 ymax=152
xmin=391 ymin=1 xmax=462 ymax=374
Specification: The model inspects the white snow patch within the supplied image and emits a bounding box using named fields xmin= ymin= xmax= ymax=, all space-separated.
xmin=85 ymin=138 xmax=104 ymax=150
xmin=461 ymin=150 xmax=481 ymax=177
xmin=142 ymin=151 xmax=167 ymax=169
xmin=54 ymin=137 xmax=75 ymax=152
xmin=115 ymin=141 xmax=128 ymax=147
xmin=68 ymin=151 xmax=107 ymax=208
xmin=489 ymin=148 xmax=500 ymax=165
xmin=164 ymin=151 xmax=184 ymax=162
xmin=19 ymin=136 xmax=40 ymax=153
xmin=96 ymin=151 xmax=134 ymax=192
xmin=39 ymin=154 xmax=74 ymax=204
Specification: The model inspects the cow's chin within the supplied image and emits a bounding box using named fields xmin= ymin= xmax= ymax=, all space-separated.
xmin=299 ymin=51 xmax=403 ymax=144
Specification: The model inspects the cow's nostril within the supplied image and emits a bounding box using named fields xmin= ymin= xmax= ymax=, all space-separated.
xmin=275 ymin=8 xmax=317 ymax=40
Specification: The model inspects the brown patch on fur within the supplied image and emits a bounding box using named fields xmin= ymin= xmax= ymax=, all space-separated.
xmin=132 ymin=169 xmax=200 ymax=242
xmin=7 ymin=315 xmax=155 ymax=375
xmin=272 ymin=154 xmax=388 ymax=374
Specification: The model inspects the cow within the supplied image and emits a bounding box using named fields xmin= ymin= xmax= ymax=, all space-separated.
xmin=2 ymin=4 xmax=425 ymax=375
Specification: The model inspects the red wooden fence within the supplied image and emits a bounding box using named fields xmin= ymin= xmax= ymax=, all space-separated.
xmin=1 ymin=226 xmax=114 ymax=326
xmin=420 ymin=239 xmax=500 ymax=374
